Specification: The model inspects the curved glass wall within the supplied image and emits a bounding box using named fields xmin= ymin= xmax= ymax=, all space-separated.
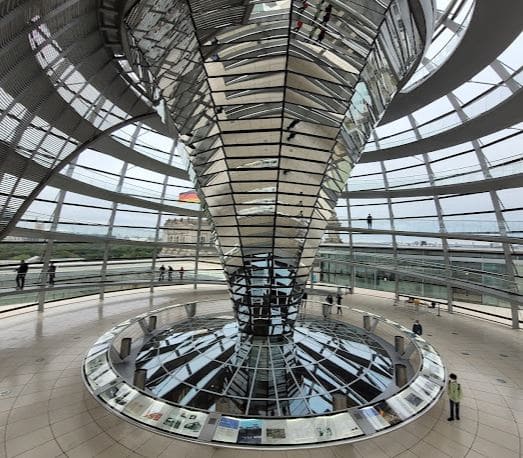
xmin=0 ymin=0 xmax=521 ymax=330
xmin=402 ymin=0 xmax=476 ymax=91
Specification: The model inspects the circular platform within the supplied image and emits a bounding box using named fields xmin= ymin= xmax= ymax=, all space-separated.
xmin=82 ymin=300 xmax=446 ymax=448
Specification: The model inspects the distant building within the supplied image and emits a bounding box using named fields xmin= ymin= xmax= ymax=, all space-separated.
xmin=161 ymin=217 xmax=215 ymax=256
xmin=3 ymin=235 xmax=27 ymax=241
xmin=323 ymin=215 xmax=343 ymax=243
xmin=34 ymin=220 xmax=46 ymax=231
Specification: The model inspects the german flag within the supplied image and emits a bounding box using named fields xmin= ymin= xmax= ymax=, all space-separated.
xmin=179 ymin=190 xmax=200 ymax=203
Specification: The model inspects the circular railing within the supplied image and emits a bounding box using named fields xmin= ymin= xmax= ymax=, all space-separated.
xmin=82 ymin=299 xmax=446 ymax=449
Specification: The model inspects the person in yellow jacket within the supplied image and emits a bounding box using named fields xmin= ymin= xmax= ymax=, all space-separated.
xmin=447 ymin=373 xmax=463 ymax=421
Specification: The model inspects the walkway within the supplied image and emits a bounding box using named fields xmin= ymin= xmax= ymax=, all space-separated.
xmin=381 ymin=0 xmax=523 ymax=123
xmin=0 ymin=285 xmax=521 ymax=457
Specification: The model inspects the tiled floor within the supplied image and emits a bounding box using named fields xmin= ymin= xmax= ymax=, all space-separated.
xmin=0 ymin=285 xmax=521 ymax=457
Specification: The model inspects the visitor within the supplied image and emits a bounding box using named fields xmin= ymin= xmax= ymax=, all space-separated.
xmin=321 ymin=11 xmax=331 ymax=24
xmin=413 ymin=297 xmax=421 ymax=311
xmin=48 ymin=261 xmax=56 ymax=286
xmin=412 ymin=319 xmax=423 ymax=335
xmin=336 ymin=292 xmax=342 ymax=314
xmin=168 ymin=265 xmax=174 ymax=281
xmin=293 ymin=20 xmax=303 ymax=32
xmin=447 ymin=373 xmax=463 ymax=421
xmin=367 ymin=213 xmax=373 ymax=228
xmin=302 ymin=291 xmax=308 ymax=310
xmin=322 ymin=297 xmax=330 ymax=318
xmin=15 ymin=260 xmax=29 ymax=290
xmin=179 ymin=266 xmax=185 ymax=280
xmin=158 ymin=265 xmax=166 ymax=281
xmin=326 ymin=294 xmax=333 ymax=314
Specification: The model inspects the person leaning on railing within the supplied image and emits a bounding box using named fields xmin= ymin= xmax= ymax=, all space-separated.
xmin=48 ymin=261 xmax=56 ymax=286
xmin=15 ymin=260 xmax=28 ymax=290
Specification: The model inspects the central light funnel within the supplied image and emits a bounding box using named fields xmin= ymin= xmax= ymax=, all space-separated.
xmin=124 ymin=0 xmax=432 ymax=336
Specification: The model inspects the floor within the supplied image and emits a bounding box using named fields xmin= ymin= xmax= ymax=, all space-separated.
xmin=0 ymin=285 xmax=521 ymax=458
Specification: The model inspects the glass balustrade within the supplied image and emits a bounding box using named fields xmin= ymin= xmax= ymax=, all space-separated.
xmin=331 ymin=218 xmax=523 ymax=234
xmin=346 ymin=154 xmax=523 ymax=191
xmin=319 ymin=252 xmax=520 ymax=294
xmin=402 ymin=0 xmax=476 ymax=92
